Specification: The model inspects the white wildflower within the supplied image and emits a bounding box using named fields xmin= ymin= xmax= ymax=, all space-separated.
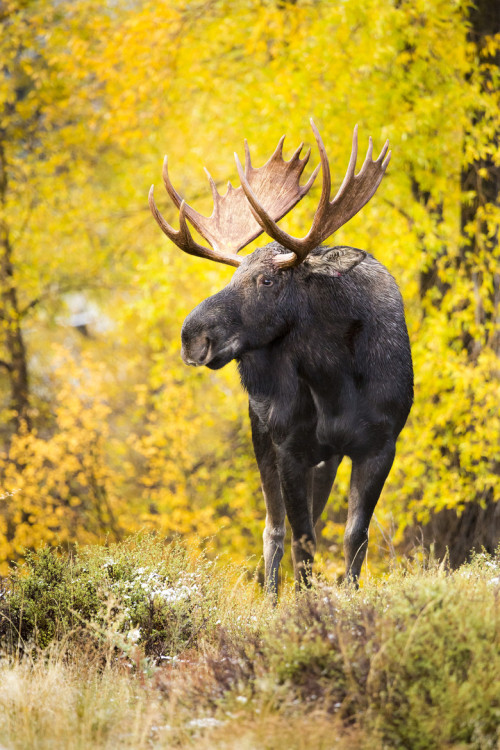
xmin=127 ymin=628 xmax=141 ymax=643
xmin=187 ymin=717 xmax=225 ymax=729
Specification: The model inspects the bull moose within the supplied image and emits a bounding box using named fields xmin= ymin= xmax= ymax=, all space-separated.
xmin=149 ymin=121 xmax=413 ymax=596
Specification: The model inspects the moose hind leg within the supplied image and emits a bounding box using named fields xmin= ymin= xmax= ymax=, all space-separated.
xmin=345 ymin=443 xmax=396 ymax=584
xmin=312 ymin=455 xmax=342 ymax=525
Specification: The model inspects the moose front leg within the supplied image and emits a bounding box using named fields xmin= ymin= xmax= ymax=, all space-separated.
xmin=345 ymin=442 xmax=396 ymax=584
xmin=276 ymin=449 xmax=316 ymax=589
xmin=250 ymin=407 xmax=286 ymax=599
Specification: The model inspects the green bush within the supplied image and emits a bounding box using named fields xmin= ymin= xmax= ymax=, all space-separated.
xmin=205 ymin=554 xmax=500 ymax=749
xmin=0 ymin=534 xmax=228 ymax=659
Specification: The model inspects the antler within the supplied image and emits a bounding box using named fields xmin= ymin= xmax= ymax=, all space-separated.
xmin=235 ymin=120 xmax=391 ymax=269
xmin=148 ymin=137 xmax=319 ymax=268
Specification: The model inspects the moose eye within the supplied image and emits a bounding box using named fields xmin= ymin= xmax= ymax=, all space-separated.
xmin=259 ymin=276 xmax=274 ymax=287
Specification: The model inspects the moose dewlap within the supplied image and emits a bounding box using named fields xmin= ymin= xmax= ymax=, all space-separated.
xmin=149 ymin=121 xmax=413 ymax=596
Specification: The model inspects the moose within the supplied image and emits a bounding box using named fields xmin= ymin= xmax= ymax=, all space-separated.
xmin=149 ymin=121 xmax=413 ymax=596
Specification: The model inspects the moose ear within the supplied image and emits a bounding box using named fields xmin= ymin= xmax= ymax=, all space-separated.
xmin=304 ymin=247 xmax=366 ymax=277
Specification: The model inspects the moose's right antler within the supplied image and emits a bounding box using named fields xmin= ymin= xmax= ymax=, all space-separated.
xmin=149 ymin=137 xmax=319 ymax=268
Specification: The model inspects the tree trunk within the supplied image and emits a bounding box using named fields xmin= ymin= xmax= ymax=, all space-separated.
xmin=414 ymin=0 xmax=499 ymax=566
xmin=460 ymin=0 xmax=500 ymax=359
xmin=0 ymin=141 xmax=31 ymax=431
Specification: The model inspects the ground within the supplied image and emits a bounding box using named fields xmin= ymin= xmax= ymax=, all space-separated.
xmin=0 ymin=536 xmax=499 ymax=749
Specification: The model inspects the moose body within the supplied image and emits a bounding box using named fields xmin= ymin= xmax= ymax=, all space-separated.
xmin=181 ymin=242 xmax=413 ymax=592
xmin=149 ymin=121 xmax=413 ymax=594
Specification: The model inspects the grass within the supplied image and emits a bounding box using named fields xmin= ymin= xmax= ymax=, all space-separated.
xmin=0 ymin=535 xmax=499 ymax=749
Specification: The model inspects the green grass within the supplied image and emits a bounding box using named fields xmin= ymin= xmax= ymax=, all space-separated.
xmin=0 ymin=535 xmax=499 ymax=749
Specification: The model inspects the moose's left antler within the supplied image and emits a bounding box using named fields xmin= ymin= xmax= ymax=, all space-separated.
xmin=234 ymin=120 xmax=391 ymax=268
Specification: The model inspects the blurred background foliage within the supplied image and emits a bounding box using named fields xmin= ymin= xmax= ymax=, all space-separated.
xmin=0 ymin=0 xmax=498 ymax=577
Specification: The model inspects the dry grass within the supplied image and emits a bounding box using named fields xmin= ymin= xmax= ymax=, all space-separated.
xmin=0 ymin=654 xmax=361 ymax=749
xmin=0 ymin=537 xmax=499 ymax=749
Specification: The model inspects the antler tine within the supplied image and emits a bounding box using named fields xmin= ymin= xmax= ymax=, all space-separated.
xmin=269 ymin=134 xmax=286 ymax=163
xmin=288 ymin=142 xmax=304 ymax=165
xmin=244 ymin=140 xmax=252 ymax=172
xmin=289 ymin=143 xmax=314 ymax=179
xmin=302 ymin=161 xmax=321 ymax=193
xmin=331 ymin=124 xmax=358 ymax=203
xmin=148 ymin=184 xmax=242 ymax=267
xmin=203 ymin=167 xmax=220 ymax=208
xmin=237 ymin=122 xmax=390 ymax=269
xmin=149 ymin=183 xmax=180 ymax=241
xmin=306 ymin=119 xmax=332 ymax=241
xmin=162 ymin=156 xmax=183 ymax=209
xmin=364 ymin=135 xmax=374 ymax=168
xmin=381 ymin=146 xmax=392 ymax=170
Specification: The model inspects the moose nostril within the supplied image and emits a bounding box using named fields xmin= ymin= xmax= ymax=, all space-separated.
xmin=182 ymin=336 xmax=211 ymax=366
xmin=198 ymin=337 xmax=210 ymax=363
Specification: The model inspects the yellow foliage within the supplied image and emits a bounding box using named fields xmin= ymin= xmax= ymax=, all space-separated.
xmin=0 ymin=0 xmax=497 ymax=573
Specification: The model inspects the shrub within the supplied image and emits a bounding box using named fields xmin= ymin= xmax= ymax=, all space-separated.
xmin=1 ymin=539 xmax=499 ymax=749
xmin=0 ymin=534 xmax=231 ymax=659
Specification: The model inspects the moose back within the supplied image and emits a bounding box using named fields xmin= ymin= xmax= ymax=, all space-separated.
xmin=149 ymin=121 xmax=413 ymax=595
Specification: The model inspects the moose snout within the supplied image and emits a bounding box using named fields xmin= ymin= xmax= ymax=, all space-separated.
xmin=181 ymin=335 xmax=211 ymax=366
